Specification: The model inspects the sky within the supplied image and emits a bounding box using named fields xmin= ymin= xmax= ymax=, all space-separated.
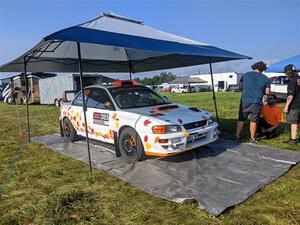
xmin=0 ymin=0 xmax=299 ymax=80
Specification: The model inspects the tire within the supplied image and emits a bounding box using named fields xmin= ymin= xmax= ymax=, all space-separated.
xmin=62 ymin=117 xmax=78 ymax=142
xmin=54 ymin=99 xmax=61 ymax=107
xmin=119 ymin=127 xmax=145 ymax=162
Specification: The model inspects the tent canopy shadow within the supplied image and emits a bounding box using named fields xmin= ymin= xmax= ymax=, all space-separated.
xmin=157 ymin=138 xmax=241 ymax=163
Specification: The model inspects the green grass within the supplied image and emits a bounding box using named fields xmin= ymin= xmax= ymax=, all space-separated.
xmin=0 ymin=92 xmax=299 ymax=225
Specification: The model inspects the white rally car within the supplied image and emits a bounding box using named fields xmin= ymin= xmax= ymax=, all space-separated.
xmin=59 ymin=80 xmax=219 ymax=161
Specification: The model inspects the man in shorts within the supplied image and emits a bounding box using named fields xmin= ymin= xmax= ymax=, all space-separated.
xmin=284 ymin=64 xmax=300 ymax=145
xmin=234 ymin=61 xmax=270 ymax=143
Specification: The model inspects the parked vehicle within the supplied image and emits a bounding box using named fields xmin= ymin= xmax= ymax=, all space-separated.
xmin=161 ymin=87 xmax=171 ymax=92
xmin=188 ymin=85 xmax=211 ymax=92
xmin=227 ymin=84 xmax=240 ymax=92
xmin=60 ymin=80 xmax=219 ymax=161
xmin=269 ymin=76 xmax=289 ymax=99
xmin=157 ymin=83 xmax=171 ymax=92
xmin=0 ymin=84 xmax=3 ymax=101
xmin=171 ymin=85 xmax=189 ymax=93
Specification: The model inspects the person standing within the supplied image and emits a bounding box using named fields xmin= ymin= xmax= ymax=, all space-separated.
xmin=234 ymin=61 xmax=270 ymax=143
xmin=283 ymin=64 xmax=300 ymax=145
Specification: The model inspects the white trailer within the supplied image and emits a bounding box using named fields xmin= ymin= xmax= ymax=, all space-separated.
xmin=39 ymin=74 xmax=113 ymax=106
xmin=190 ymin=72 xmax=242 ymax=91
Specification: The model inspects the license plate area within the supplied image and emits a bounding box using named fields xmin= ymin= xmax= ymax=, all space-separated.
xmin=187 ymin=131 xmax=207 ymax=142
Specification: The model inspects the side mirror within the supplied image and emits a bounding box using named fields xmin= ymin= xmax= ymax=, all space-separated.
xmin=163 ymin=95 xmax=169 ymax=100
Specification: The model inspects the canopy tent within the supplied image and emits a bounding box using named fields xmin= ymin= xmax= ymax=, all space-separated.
xmin=266 ymin=54 xmax=300 ymax=72
xmin=0 ymin=13 xmax=250 ymax=73
xmin=0 ymin=12 xmax=251 ymax=174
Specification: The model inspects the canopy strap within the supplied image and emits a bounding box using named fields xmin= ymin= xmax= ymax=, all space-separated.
xmin=23 ymin=56 xmax=30 ymax=142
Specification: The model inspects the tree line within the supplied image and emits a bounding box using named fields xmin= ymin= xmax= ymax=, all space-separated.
xmin=134 ymin=72 xmax=176 ymax=85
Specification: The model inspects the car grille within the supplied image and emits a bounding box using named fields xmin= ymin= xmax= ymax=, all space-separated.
xmin=183 ymin=120 xmax=207 ymax=130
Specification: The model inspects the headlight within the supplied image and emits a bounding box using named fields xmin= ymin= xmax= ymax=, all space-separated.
xmin=152 ymin=125 xmax=182 ymax=134
xmin=207 ymin=116 xmax=216 ymax=125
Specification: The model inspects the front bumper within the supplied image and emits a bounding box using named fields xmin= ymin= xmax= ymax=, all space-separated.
xmin=144 ymin=122 xmax=219 ymax=157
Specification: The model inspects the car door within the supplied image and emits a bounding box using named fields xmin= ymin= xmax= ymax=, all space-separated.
xmin=85 ymin=87 xmax=116 ymax=144
xmin=68 ymin=91 xmax=85 ymax=136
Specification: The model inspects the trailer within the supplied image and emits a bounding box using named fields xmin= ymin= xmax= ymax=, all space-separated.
xmin=39 ymin=74 xmax=115 ymax=106
xmin=1 ymin=75 xmax=41 ymax=104
xmin=190 ymin=72 xmax=242 ymax=92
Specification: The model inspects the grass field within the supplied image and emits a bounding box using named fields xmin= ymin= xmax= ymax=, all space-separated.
xmin=0 ymin=92 xmax=299 ymax=225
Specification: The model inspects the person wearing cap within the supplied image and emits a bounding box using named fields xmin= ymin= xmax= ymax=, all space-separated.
xmin=257 ymin=94 xmax=283 ymax=138
xmin=284 ymin=64 xmax=300 ymax=145
xmin=234 ymin=61 xmax=270 ymax=143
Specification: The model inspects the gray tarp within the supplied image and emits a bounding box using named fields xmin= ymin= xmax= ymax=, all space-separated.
xmin=32 ymin=134 xmax=300 ymax=216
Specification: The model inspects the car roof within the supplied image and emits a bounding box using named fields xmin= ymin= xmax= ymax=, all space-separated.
xmin=84 ymin=84 xmax=111 ymax=89
xmin=84 ymin=84 xmax=146 ymax=90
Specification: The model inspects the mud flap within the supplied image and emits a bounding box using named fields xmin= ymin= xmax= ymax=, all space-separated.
xmin=59 ymin=119 xmax=64 ymax=137
xmin=114 ymin=131 xmax=121 ymax=157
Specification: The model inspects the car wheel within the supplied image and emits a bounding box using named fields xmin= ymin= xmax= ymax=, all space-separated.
xmin=119 ymin=127 xmax=145 ymax=162
xmin=54 ymin=99 xmax=61 ymax=107
xmin=62 ymin=117 xmax=78 ymax=142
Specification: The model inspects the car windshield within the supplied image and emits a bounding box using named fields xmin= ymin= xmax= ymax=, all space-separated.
xmin=108 ymin=86 xmax=171 ymax=109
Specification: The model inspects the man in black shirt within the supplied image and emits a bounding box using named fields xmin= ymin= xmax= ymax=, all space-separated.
xmin=284 ymin=64 xmax=300 ymax=145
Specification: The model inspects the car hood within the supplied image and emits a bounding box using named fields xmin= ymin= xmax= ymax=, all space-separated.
xmin=124 ymin=104 xmax=212 ymax=125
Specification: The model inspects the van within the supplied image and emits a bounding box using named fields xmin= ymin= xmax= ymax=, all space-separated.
xmin=171 ymin=85 xmax=189 ymax=93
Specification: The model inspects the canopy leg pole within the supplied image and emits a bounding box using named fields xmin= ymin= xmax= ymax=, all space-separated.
xmin=24 ymin=56 xmax=30 ymax=143
xmin=128 ymin=60 xmax=133 ymax=80
xmin=77 ymin=42 xmax=92 ymax=175
xmin=209 ymin=60 xmax=219 ymax=123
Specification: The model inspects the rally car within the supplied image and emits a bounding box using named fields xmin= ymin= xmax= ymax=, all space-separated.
xmin=59 ymin=80 xmax=219 ymax=161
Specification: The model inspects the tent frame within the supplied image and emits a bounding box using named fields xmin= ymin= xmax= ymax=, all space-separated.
xmin=209 ymin=60 xmax=219 ymax=122
xmin=23 ymin=56 xmax=30 ymax=143
xmin=21 ymin=41 xmax=220 ymax=175
xmin=77 ymin=42 xmax=93 ymax=174
xmin=22 ymin=42 xmax=94 ymax=174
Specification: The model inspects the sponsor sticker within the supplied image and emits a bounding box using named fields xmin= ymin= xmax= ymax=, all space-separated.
xmin=93 ymin=112 xmax=109 ymax=126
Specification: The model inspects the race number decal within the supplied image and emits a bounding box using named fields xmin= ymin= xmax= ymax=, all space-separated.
xmin=93 ymin=112 xmax=109 ymax=126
